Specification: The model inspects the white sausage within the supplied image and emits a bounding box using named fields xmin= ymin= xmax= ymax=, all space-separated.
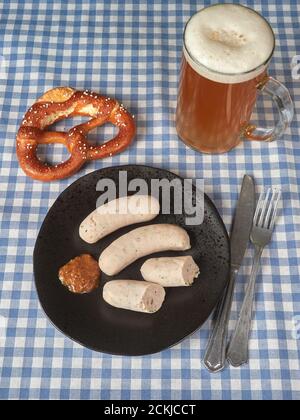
xmin=79 ymin=195 xmax=160 ymax=244
xmin=99 ymin=224 xmax=191 ymax=276
xmin=103 ymin=280 xmax=166 ymax=313
xmin=141 ymin=256 xmax=200 ymax=287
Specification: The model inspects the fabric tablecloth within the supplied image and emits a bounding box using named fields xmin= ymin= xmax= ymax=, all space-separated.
xmin=0 ymin=0 xmax=300 ymax=400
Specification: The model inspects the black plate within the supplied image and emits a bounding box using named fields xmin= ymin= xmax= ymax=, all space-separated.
xmin=34 ymin=165 xmax=230 ymax=356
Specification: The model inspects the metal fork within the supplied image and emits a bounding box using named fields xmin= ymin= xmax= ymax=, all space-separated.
xmin=227 ymin=188 xmax=281 ymax=367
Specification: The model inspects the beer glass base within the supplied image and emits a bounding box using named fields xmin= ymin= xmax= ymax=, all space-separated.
xmin=176 ymin=127 xmax=241 ymax=154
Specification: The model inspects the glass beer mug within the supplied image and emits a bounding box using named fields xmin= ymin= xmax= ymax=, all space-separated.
xmin=176 ymin=4 xmax=294 ymax=154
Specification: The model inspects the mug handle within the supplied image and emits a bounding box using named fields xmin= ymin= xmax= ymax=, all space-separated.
xmin=244 ymin=76 xmax=294 ymax=142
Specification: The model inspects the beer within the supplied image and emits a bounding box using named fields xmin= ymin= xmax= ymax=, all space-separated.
xmin=176 ymin=4 xmax=275 ymax=153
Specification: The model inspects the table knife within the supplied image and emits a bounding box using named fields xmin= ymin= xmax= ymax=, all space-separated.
xmin=203 ymin=175 xmax=255 ymax=373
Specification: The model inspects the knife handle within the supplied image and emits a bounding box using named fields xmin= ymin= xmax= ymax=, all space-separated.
xmin=203 ymin=268 xmax=237 ymax=373
xmin=227 ymin=247 xmax=263 ymax=367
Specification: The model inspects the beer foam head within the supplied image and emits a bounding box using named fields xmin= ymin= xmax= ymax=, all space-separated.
xmin=184 ymin=4 xmax=275 ymax=83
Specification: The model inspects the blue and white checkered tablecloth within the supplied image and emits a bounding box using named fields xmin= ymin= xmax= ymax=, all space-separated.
xmin=0 ymin=0 xmax=300 ymax=400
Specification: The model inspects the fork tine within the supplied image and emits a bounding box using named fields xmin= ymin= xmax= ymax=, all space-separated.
xmin=264 ymin=188 xmax=277 ymax=229
xmin=258 ymin=188 xmax=271 ymax=227
xmin=254 ymin=191 xmax=264 ymax=225
xmin=269 ymin=189 xmax=281 ymax=230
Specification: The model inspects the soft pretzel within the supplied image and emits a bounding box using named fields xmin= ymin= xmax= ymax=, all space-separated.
xmin=16 ymin=87 xmax=136 ymax=181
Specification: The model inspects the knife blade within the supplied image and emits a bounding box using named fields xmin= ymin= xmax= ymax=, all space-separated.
xmin=231 ymin=175 xmax=256 ymax=270
xmin=204 ymin=174 xmax=255 ymax=373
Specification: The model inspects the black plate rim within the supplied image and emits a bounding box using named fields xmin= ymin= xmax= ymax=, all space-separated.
xmin=33 ymin=164 xmax=230 ymax=356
